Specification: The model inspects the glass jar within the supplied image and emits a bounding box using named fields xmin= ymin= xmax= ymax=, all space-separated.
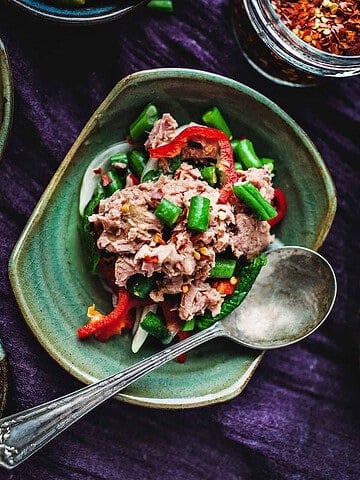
xmin=232 ymin=0 xmax=360 ymax=87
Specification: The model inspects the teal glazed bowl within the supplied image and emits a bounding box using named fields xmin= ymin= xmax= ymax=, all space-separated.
xmin=6 ymin=0 xmax=147 ymax=25
xmin=0 ymin=39 xmax=13 ymax=161
xmin=8 ymin=68 xmax=337 ymax=409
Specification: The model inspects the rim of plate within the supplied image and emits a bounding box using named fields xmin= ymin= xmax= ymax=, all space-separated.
xmin=6 ymin=0 xmax=147 ymax=25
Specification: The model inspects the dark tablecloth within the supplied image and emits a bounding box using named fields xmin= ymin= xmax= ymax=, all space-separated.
xmin=0 ymin=1 xmax=359 ymax=479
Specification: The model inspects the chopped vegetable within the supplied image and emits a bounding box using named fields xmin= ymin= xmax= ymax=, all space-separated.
xmin=202 ymin=106 xmax=232 ymax=139
xmin=200 ymin=165 xmax=217 ymax=187
xmin=77 ymin=288 xmax=133 ymax=339
xmin=147 ymin=0 xmax=174 ymax=11
xmin=82 ymin=183 xmax=105 ymax=274
xmin=209 ymin=258 xmax=237 ymax=278
xmin=187 ymin=195 xmax=211 ymax=232
xmin=235 ymin=138 xmax=263 ymax=169
xmin=128 ymin=150 xmax=148 ymax=179
xmin=109 ymin=151 xmax=128 ymax=168
xmin=154 ymin=198 xmax=183 ymax=227
xmin=232 ymin=182 xmax=277 ymax=221
xmin=127 ymin=274 xmax=156 ymax=299
xmin=140 ymin=311 xmax=173 ymax=343
xmin=268 ymin=188 xmax=287 ymax=226
xmin=103 ymin=170 xmax=125 ymax=196
xmin=260 ymin=157 xmax=275 ymax=172
xmin=129 ymin=103 xmax=159 ymax=141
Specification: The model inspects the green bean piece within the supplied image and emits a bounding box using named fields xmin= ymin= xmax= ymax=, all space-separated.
xmin=232 ymin=182 xmax=277 ymax=221
xmin=141 ymin=311 xmax=173 ymax=343
xmin=103 ymin=170 xmax=125 ymax=196
xmin=127 ymin=274 xmax=156 ymax=299
xmin=169 ymin=155 xmax=182 ymax=173
xmin=129 ymin=103 xmax=159 ymax=141
xmin=200 ymin=165 xmax=217 ymax=187
xmin=202 ymin=106 xmax=232 ymax=139
xmin=109 ymin=151 xmax=128 ymax=168
xmin=234 ymin=162 xmax=244 ymax=171
xmin=128 ymin=150 xmax=148 ymax=179
xmin=209 ymin=258 xmax=237 ymax=278
xmin=154 ymin=198 xmax=183 ymax=227
xmin=260 ymin=157 xmax=275 ymax=172
xmin=187 ymin=195 xmax=211 ymax=232
xmin=147 ymin=0 xmax=174 ymax=11
xmin=235 ymin=139 xmax=263 ymax=169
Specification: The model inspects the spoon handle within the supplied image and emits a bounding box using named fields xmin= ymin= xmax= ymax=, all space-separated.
xmin=0 ymin=322 xmax=225 ymax=469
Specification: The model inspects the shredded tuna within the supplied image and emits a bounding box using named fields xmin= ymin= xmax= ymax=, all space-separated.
xmin=144 ymin=113 xmax=178 ymax=150
xmin=89 ymin=163 xmax=274 ymax=321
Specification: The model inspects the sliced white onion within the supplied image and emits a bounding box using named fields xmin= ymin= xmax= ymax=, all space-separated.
xmin=131 ymin=304 xmax=158 ymax=353
xmin=79 ymin=141 xmax=132 ymax=217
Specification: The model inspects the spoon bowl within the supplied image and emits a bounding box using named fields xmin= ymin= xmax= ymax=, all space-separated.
xmin=0 ymin=246 xmax=337 ymax=469
xmin=221 ymin=246 xmax=337 ymax=349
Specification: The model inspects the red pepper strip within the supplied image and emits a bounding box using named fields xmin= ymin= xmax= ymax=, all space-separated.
xmin=77 ymin=288 xmax=132 ymax=339
xmin=174 ymin=330 xmax=190 ymax=363
xmin=268 ymin=188 xmax=287 ymax=226
xmin=149 ymin=126 xmax=238 ymax=202
xmin=77 ymin=288 xmax=152 ymax=339
xmin=95 ymin=310 xmax=134 ymax=342
xmin=148 ymin=126 xmax=230 ymax=158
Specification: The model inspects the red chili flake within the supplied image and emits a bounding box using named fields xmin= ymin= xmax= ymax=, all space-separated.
xmin=271 ymin=0 xmax=360 ymax=55
xmin=143 ymin=255 xmax=159 ymax=263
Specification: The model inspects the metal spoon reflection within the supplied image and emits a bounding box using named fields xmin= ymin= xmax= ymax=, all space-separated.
xmin=0 ymin=246 xmax=336 ymax=469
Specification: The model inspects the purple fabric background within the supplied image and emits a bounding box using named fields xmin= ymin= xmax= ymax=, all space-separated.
xmin=0 ymin=1 xmax=359 ymax=479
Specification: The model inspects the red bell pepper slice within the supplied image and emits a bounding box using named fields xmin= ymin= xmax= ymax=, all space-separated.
xmin=148 ymin=126 xmax=229 ymax=158
xmin=148 ymin=126 xmax=238 ymax=191
xmin=77 ymin=288 xmax=152 ymax=339
xmin=268 ymin=188 xmax=287 ymax=226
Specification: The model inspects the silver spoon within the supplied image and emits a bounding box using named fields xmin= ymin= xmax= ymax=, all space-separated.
xmin=0 ymin=246 xmax=336 ymax=469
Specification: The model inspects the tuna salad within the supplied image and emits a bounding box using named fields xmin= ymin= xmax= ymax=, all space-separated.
xmin=77 ymin=104 xmax=286 ymax=359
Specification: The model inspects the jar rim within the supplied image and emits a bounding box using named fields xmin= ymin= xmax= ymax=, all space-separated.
xmin=243 ymin=0 xmax=360 ymax=75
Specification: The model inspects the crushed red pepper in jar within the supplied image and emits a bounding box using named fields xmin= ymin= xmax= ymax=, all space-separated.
xmin=271 ymin=0 xmax=360 ymax=56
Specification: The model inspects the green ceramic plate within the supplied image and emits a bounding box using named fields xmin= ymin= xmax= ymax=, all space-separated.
xmin=8 ymin=68 xmax=336 ymax=409
xmin=0 ymin=39 xmax=13 ymax=161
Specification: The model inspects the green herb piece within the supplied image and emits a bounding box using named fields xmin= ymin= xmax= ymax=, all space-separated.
xmin=235 ymin=138 xmax=263 ymax=169
xmin=181 ymin=318 xmax=195 ymax=332
xmin=169 ymin=155 xmax=182 ymax=173
xmin=82 ymin=183 xmax=105 ymax=274
xmin=129 ymin=103 xmax=159 ymax=141
xmin=233 ymin=182 xmax=277 ymax=221
xmin=187 ymin=195 xmax=210 ymax=232
xmin=202 ymin=106 xmax=232 ymax=139
xmin=209 ymin=258 xmax=237 ymax=278
xmin=196 ymin=253 xmax=267 ymax=330
xmin=142 ymin=169 xmax=161 ymax=183
xmin=141 ymin=311 xmax=173 ymax=343
xmin=127 ymin=274 xmax=156 ymax=299
xmin=154 ymin=198 xmax=183 ymax=227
